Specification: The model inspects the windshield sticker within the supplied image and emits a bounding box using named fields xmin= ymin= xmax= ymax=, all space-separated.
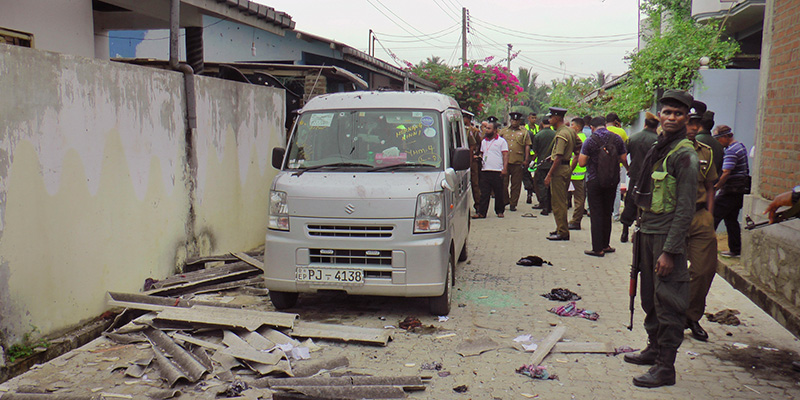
xmin=309 ymin=113 xmax=334 ymax=127
xmin=421 ymin=116 xmax=434 ymax=127
xmin=424 ymin=127 xmax=437 ymax=138
xmin=412 ymin=112 xmax=423 ymax=117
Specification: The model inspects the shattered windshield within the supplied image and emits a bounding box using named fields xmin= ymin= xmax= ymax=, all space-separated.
xmin=286 ymin=109 xmax=443 ymax=170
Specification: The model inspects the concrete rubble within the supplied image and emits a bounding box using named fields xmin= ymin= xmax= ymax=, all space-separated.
xmin=0 ymin=253 xmax=424 ymax=399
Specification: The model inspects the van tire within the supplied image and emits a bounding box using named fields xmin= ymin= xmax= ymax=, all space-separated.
xmin=429 ymin=257 xmax=453 ymax=315
xmin=458 ymin=239 xmax=468 ymax=262
xmin=269 ymin=291 xmax=298 ymax=309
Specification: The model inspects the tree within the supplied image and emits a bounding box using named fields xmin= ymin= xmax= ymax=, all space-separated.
xmin=410 ymin=61 xmax=524 ymax=117
xmin=596 ymin=0 xmax=739 ymax=122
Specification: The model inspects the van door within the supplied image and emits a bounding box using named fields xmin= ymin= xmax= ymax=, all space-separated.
xmin=445 ymin=110 xmax=470 ymax=250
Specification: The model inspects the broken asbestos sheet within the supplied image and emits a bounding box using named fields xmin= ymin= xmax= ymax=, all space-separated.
xmin=154 ymin=304 xmax=298 ymax=331
xmin=456 ymin=336 xmax=499 ymax=357
xmin=289 ymin=321 xmax=392 ymax=346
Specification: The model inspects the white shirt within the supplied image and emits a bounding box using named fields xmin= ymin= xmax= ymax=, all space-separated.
xmin=480 ymin=136 xmax=508 ymax=171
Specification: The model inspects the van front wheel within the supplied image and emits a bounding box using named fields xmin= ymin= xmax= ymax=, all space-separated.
xmin=429 ymin=257 xmax=453 ymax=315
xmin=269 ymin=291 xmax=298 ymax=310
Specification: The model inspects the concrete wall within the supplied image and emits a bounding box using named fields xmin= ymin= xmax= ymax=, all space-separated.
xmin=0 ymin=43 xmax=283 ymax=345
xmin=0 ymin=0 xmax=95 ymax=58
xmin=693 ymin=69 xmax=760 ymax=159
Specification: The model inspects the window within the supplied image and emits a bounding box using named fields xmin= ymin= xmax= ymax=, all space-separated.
xmin=0 ymin=28 xmax=33 ymax=48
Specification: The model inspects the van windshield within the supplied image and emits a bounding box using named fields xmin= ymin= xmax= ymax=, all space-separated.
xmin=286 ymin=109 xmax=443 ymax=171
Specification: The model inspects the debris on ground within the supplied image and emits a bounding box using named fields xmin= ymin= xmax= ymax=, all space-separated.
xmin=453 ymin=384 xmax=468 ymax=393
xmin=527 ymin=326 xmax=565 ymax=367
xmin=420 ymin=362 xmax=443 ymax=371
xmin=456 ymin=336 xmax=499 ymax=357
xmin=613 ymin=345 xmax=639 ymax=355
xmin=541 ymin=288 xmax=581 ymax=301
xmin=706 ymin=309 xmax=741 ymax=325
xmin=548 ymin=302 xmax=599 ymax=321
xmin=516 ymin=255 xmax=553 ymax=267
xmin=399 ymin=317 xmax=422 ymax=331
xmin=516 ymin=364 xmax=558 ymax=380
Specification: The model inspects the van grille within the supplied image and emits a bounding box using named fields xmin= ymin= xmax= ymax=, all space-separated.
xmin=310 ymin=249 xmax=392 ymax=266
xmin=307 ymin=225 xmax=393 ymax=238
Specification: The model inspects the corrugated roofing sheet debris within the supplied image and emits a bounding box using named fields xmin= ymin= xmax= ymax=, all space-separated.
xmin=231 ymin=252 xmax=265 ymax=271
xmin=144 ymin=328 xmax=209 ymax=387
xmin=143 ymin=262 xmax=260 ymax=296
xmin=261 ymin=375 xmax=425 ymax=390
xmin=154 ymin=305 xmax=297 ymax=331
xmin=108 ymin=291 xmax=243 ymax=311
xmin=289 ymin=321 xmax=392 ymax=346
xmin=221 ymin=330 xmax=285 ymax=366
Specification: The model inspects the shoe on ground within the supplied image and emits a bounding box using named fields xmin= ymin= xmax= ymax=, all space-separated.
xmin=471 ymin=214 xmax=486 ymax=219
xmin=584 ymin=250 xmax=604 ymax=257
xmin=497 ymin=213 xmax=504 ymax=218
xmin=568 ymin=223 xmax=581 ymax=230
xmin=721 ymin=251 xmax=740 ymax=257
xmin=620 ymin=226 xmax=629 ymax=243
xmin=623 ymin=345 xmax=658 ymax=366
xmin=509 ymin=206 xmax=517 ymax=211
xmin=687 ymin=320 xmax=708 ymax=341
xmin=532 ymin=204 xmax=543 ymax=209
xmin=603 ymin=247 xmax=616 ymax=253
xmin=526 ymin=194 xmax=533 ymax=204
xmin=547 ymin=233 xmax=569 ymax=241
xmin=540 ymin=210 xmax=550 ymax=216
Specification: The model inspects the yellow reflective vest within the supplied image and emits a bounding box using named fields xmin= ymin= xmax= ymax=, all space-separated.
xmin=571 ymin=132 xmax=587 ymax=181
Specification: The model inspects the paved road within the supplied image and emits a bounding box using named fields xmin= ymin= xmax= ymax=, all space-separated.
xmin=2 ymin=206 xmax=800 ymax=399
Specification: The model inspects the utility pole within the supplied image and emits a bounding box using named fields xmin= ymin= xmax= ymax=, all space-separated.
xmin=507 ymin=44 xmax=512 ymax=118
xmin=462 ymin=7 xmax=467 ymax=66
xmin=368 ymin=29 xmax=373 ymax=56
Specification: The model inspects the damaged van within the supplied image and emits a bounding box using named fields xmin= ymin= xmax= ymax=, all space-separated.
xmin=265 ymin=91 xmax=472 ymax=315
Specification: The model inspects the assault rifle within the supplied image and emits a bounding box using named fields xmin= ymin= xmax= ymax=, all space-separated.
xmin=744 ymin=201 xmax=800 ymax=230
xmin=628 ymin=225 xmax=641 ymax=331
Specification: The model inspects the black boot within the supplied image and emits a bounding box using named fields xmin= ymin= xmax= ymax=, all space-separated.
xmin=633 ymin=347 xmax=677 ymax=388
xmin=620 ymin=225 xmax=629 ymax=243
xmin=623 ymin=338 xmax=658 ymax=366
xmin=526 ymin=192 xmax=533 ymax=204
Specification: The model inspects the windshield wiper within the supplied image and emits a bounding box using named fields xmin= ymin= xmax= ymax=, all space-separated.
xmin=292 ymin=162 xmax=374 ymax=177
xmin=369 ymin=163 xmax=437 ymax=172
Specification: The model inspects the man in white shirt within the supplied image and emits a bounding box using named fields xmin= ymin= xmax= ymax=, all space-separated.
xmin=473 ymin=117 xmax=509 ymax=218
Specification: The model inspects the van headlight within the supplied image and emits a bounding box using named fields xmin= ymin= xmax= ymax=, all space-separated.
xmin=268 ymin=190 xmax=289 ymax=231
xmin=414 ymin=192 xmax=444 ymax=233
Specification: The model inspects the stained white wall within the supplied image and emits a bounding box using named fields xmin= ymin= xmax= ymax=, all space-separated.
xmin=0 ymin=43 xmax=283 ymax=345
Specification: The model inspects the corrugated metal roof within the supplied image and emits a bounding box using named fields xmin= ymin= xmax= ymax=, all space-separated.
xmin=216 ymin=0 xmax=295 ymax=30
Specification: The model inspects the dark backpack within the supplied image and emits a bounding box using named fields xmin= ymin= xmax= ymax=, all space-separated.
xmin=594 ymin=134 xmax=620 ymax=188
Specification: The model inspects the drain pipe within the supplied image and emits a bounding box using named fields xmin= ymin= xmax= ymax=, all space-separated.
xmin=170 ymin=0 xmax=198 ymax=261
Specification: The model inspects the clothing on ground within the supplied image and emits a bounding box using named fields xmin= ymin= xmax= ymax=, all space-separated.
xmin=548 ymin=301 xmax=599 ymax=320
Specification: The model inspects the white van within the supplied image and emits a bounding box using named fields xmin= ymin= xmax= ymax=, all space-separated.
xmin=265 ymin=91 xmax=472 ymax=315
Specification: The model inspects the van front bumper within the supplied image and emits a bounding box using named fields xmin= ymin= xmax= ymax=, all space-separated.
xmin=264 ymin=217 xmax=450 ymax=297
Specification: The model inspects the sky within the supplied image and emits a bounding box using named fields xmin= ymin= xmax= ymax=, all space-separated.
xmin=256 ymin=0 xmax=642 ymax=83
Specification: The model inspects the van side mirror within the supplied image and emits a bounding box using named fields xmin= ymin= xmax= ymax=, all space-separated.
xmin=272 ymin=147 xmax=286 ymax=169
xmin=451 ymin=148 xmax=471 ymax=171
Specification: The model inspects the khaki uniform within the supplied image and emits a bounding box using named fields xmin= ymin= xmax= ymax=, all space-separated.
xmin=687 ymin=141 xmax=719 ymax=322
xmin=550 ymin=125 xmax=578 ymax=237
xmin=500 ymin=126 xmax=532 ymax=208
xmin=467 ymin=126 xmax=482 ymax=209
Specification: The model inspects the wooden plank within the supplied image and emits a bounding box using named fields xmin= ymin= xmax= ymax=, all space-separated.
xmin=289 ymin=321 xmax=392 ymax=346
xmin=155 ymin=305 xmax=297 ymax=331
xmin=261 ymin=376 xmax=424 ymax=390
xmin=107 ymin=291 xmax=242 ymax=310
xmin=528 ymin=325 xmax=566 ymax=366
xmin=232 ymin=252 xmax=265 ymax=271
xmin=278 ymin=385 xmax=408 ymax=399
xmin=552 ymin=342 xmax=614 ymax=354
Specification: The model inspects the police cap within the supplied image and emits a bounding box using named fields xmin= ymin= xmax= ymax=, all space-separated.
xmin=659 ymin=89 xmax=694 ymax=109
xmin=486 ymin=116 xmax=499 ymax=123
xmin=548 ymin=107 xmax=567 ymax=117
xmin=509 ymin=112 xmax=523 ymax=120
xmin=689 ymin=100 xmax=707 ymax=120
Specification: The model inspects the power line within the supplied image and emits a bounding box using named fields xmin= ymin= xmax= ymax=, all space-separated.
xmin=471 ymin=29 xmax=591 ymax=77
xmin=365 ymin=0 xmax=451 ymax=46
xmin=432 ymin=0 xmax=460 ymax=22
xmin=374 ymin=25 xmax=460 ymax=43
xmin=373 ymin=23 xmax=459 ymax=39
xmin=471 ymin=17 xmax=637 ymax=42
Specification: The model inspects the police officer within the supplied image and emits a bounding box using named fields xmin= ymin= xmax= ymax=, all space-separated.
xmin=684 ymin=100 xmax=718 ymax=342
xmin=523 ymin=112 xmax=539 ymax=204
xmin=500 ymin=112 xmax=532 ymax=211
xmin=624 ymin=90 xmax=698 ymax=388
xmin=544 ymin=107 xmax=579 ymax=240
xmin=532 ymin=117 xmax=556 ymax=214
xmin=569 ymin=117 xmax=588 ymax=230
xmin=464 ymin=110 xmax=483 ymax=212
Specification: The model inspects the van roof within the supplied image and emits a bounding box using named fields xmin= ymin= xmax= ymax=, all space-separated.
xmin=301 ymin=91 xmax=460 ymax=113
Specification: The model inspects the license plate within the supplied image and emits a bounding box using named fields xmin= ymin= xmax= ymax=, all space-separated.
xmin=296 ymin=267 xmax=364 ymax=285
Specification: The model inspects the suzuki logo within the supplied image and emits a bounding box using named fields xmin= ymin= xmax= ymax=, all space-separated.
xmin=345 ymin=203 xmax=355 ymax=214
